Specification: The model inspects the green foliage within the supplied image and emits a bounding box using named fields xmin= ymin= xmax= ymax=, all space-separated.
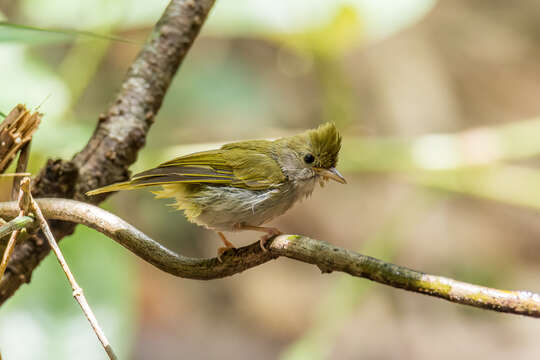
xmin=0 ymin=21 xmax=135 ymax=45
xmin=272 ymin=5 xmax=362 ymax=58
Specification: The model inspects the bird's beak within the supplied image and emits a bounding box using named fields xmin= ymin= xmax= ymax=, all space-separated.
xmin=314 ymin=167 xmax=347 ymax=184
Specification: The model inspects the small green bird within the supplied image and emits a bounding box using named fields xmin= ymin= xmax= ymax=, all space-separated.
xmin=87 ymin=122 xmax=346 ymax=259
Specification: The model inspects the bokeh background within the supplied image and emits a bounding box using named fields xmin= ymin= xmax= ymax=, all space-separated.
xmin=2 ymin=0 xmax=540 ymax=359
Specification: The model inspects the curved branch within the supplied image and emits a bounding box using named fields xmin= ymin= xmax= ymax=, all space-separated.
xmin=1 ymin=199 xmax=539 ymax=318
xmin=0 ymin=199 xmax=275 ymax=280
xmin=0 ymin=0 xmax=216 ymax=303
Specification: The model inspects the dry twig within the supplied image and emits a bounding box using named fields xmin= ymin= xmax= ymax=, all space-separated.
xmin=26 ymin=190 xmax=117 ymax=359
xmin=0 ymin=179 xmax=31 ymax=280
xmin=0 ymin=178 xmax=116 ymax=358
xmin=11 ymin=141 xmax=32 ymax=199
xmin=0 ymin=105 xmax=41 ymax=173
xmin=0 ymin=223 xmax=22 ymax=280
xmin=1 ymin=198 xmax=539 ymax=318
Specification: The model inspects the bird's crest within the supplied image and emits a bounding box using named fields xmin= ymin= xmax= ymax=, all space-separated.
xmin=306 ymin=122 xmax=342 ymax=168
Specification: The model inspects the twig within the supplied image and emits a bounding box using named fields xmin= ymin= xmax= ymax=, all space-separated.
xmin=12 ymin=140 xmax=32 ymax=200
xmin=26 ymin=193 xmax=117 ymax=359
xmin=0 ymin=231 xmax=21 ymax=281
xmin=0 ymin=216 xmax=34 ymax=243
xmin=0 ymin=180 xmax=31 ymax=281
xmin=0 ymin=105 xmax=41 ymax=173
xmin=0 ymin=173 xmax=31 ymax=177
xmin=1 ymin=198 xmax=539 ymax=318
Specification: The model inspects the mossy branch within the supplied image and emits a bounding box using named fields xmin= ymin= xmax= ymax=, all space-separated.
xmin=0 ymin=198 xmax=538 ymax=318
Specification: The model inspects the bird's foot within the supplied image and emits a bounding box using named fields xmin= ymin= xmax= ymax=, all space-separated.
xmin=258 ymin=227 xmax=282 ymax=252
xmin=217 ymin=246 xmax=235 ymax=263
xmin=217 ymin=232 xmax=236 ymax=263
xmin=234 ymin=225 xmax=282 ymax=252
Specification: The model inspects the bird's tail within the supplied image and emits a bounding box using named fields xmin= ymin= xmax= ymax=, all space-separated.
xmin=86 ymin=181 xmax=141 ymax=196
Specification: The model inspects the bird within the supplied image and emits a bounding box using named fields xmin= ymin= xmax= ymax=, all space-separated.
xmin=87 ymin=122 xmax=346 ymax=260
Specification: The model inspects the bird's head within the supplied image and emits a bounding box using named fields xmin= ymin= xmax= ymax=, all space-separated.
xmin=275 ymin=122 xmax=346 ymax=185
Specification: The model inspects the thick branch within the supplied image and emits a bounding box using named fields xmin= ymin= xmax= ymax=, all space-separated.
xmin=71 ymin=0 xmax=216 ymax=199
xmin=0 ymin=0 xmax=216 ymax=303
xmin=1 ymin=199 xmax=539 ymax=318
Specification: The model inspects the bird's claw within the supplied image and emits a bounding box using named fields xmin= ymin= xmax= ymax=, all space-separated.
xmin=217 ymin=245 xmax=236 ymax=263
xmin=259 ymin=228 xmax=282 ymax=252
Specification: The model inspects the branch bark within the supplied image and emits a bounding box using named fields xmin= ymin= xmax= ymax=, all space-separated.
xmin=0 ymin=0 xmax=216 ymax=304
xmin=1 ymin=198 xmax=540 ymax=318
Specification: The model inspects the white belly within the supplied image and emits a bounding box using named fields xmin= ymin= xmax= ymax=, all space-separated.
xmin=157 ymin=179 xmax=317 ymax=232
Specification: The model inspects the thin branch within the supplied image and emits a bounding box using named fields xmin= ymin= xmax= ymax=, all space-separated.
xmin=0 ymin=173 xmax=31 ymax=177
xmin=0 ymin=180 xmax=31 ymax=281
xmin=0 ymin=0 xmax=216 ymax=304
xmin=0 ymin=105 xmax=41 ymax=173
xmin=0 ymin=216 xmax=34 ymax=243
xmin=0 ymin=230 xmax=21 ymax=281
xmin=11 ymin=140 xmax=31 ymax=200
xmin=0 ymin=198 xmax=539 ymax=318
xmin=27 ymin=193 xmax=117 ymax=359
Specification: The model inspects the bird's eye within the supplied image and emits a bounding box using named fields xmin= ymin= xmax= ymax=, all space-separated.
xmin=304 ymin=154 xmax=315 ymax=164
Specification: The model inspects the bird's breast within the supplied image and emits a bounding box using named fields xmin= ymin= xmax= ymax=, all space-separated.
xmin=187 ymin=179 xmax=317 ymax=231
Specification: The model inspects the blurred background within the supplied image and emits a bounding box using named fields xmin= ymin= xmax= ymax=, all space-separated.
xmin=2 ymin=0 xmax=540 ymax=359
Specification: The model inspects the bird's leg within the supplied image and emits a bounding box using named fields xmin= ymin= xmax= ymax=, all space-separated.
xmin=236 ymin=225 xmax=282 ymax=252
xmin=216 ymin=231 xmax=236 ymax=262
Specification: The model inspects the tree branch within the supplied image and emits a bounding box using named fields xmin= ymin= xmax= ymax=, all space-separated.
xmin=0 ymin=0 xmax=216 ymax=303
xmin=70 ymin=0 xmax=216 ymax=199
xmin=1 ymin=198 xmax=539 ymax=318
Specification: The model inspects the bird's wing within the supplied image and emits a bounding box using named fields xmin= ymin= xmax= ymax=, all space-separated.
xmin=131 ymin=147 xmax=285 ymax=190
xmin=223 ymin=148 xmax=285 ymax=189
xmin=133 ymin=150 xmax=234 ymax=185
xmin=87 ymin=145 xmax=286 ymax=196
